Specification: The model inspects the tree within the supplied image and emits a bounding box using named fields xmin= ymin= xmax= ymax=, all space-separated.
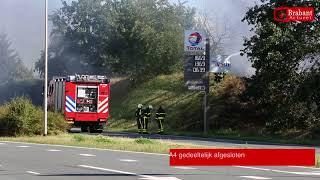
xmin=0 ymin=32 xmax=32 ymax=84
xmin=35 ymin=0 xmax=196 ymax=81
xmin=242 ymin=0 xmax=320 ymax=132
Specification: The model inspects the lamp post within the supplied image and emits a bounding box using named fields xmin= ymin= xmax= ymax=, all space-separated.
xmin=44 ymin=0 xmax=48 ymax=135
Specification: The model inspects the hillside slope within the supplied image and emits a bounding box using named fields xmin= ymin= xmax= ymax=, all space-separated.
xmin=108 ymin=73 xmax=250 ymax=134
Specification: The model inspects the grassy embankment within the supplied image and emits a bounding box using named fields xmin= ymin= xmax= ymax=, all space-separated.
xmin=0 ymin=134 xmax=206 ymax=154
xmin=109 ymin=73 xmax=206 ymax=132
xmin=108 ymin=73 xmax=320 ymax=146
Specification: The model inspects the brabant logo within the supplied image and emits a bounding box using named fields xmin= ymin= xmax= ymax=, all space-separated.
xmin=274 ymin=7 xmax=315 ymax=22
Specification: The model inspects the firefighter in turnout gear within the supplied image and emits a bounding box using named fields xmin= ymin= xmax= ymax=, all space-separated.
xmin=135 ymin=104 xmax=143 ymax=134
xmin=142 ymin=105 xmax=153 ymax=134
xmin=214 ymin=72 xmax=226 ymax=83
xmin=155 ymin=106 xmax=166 ymax=134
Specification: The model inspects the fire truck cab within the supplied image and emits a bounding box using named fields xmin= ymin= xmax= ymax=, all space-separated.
xmin=48 ymin=74 xmax=110 ymax=132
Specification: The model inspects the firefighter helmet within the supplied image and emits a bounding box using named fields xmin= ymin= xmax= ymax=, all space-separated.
xmin=138 ymin=104 xmax=143 ymax=108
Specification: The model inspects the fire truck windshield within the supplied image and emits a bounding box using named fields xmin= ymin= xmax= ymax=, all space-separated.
xmin=76 ymin=86 xmax=98 ymax=112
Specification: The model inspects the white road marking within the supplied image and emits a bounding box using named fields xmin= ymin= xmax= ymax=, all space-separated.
xmin=47 ymin=149 xmax=61 ymax=152
xmin=140 ymin=177 xmax=182 ymax=180
xmin=26 ymin=171 xmax=40 ymax=175
xmin=240 ymin=176 xmax=271 ymax=179
xmin=173 ymin=166 xmax=196 ymax=170
xmin=235 ymin=166 xmax=320 ymax=176
xmin=119 ymin=159 xmax=138 ymax=162
xmin=234 ymin=166 xmax=271 ymax=171
xmin=271 ymin=169 xmax=320 ymax=176
xmin=1 ymin=141 xmax=167 ymax=156
xmin=17 ymin=145 xmax=29 ymax=148
xmin=289 ymin=166 xmax=319 ymax=170
xmin=79 ymin=154 xmax=96 ymax=157
xmin=79 ymin=165 xmax=182 ymax=180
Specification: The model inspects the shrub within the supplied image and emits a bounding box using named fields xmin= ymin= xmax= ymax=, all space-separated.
xmin=215 ymin=75 xmax=246 ymax=97
xmin=0 ymin=97 xmax=68 ymax=136
xmin=209 ymin=75 xmax=254 ymax=129
xmin=0 ymin=104 xmax=9 ymax=135
xmin=48 ymin=111 xmax=69 ymax=135
xmin=4 ymin=97 xmax=42 ymax=136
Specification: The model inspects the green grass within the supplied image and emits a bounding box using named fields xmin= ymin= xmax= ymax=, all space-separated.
xmin=134 ymin=137 xmax=154 ymax=144
xmin=108 ymin=73 xmax=204 ymax=132
xmin=73 ymin=134 xmax=86 ymax=142
xmin=0 ymin=134 xmax=207 ymax=154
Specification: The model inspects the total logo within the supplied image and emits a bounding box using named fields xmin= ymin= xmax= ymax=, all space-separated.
xmin=185 ymin=30 xmax=206 ymax=52
xmin=188 ymin=32 xmax=202 ymax=46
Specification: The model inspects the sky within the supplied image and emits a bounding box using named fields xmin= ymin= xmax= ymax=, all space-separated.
xmin=0 ymin=0 xmax=256 ymax=76
xmin=0 ymin=0 xmax=71 ymax=68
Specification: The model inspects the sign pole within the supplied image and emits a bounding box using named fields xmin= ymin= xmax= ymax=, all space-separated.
xmin=203 ymin=91 xmax=207 ymax=134
xmin=204 ymin=38 xmax=210 ymax=134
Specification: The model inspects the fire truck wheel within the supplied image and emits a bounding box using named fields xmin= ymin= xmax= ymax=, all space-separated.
xmin=89 ymin=126 xmax=96 ymax=133
xmin=95 ymin=129 xmax=103 ymax=133
xmin=81 ymin=126 xmax=88 ymax=132
xmin=88 ymin=126 xmax=103 ymax=133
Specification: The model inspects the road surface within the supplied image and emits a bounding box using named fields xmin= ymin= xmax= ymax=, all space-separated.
xmin=0 ymin=140 xmax=319 ymax=180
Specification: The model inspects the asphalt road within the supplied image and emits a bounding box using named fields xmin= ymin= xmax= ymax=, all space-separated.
xmin=0 ymin=141 xmax=319 ymax=180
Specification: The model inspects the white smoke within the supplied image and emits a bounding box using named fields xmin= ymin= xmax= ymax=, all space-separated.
xmin=0 ymin=0 xmax=73 ymax=68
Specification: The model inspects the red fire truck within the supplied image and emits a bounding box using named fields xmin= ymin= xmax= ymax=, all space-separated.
xmin=48 ymin=74 xmax=110 ymax=132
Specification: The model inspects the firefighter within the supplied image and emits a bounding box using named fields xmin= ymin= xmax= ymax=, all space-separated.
xmin=135 ymin=104 xmax=143 ymax=134
xmin=214 ymin=72 xmax=225 ymax=83
xmin=142 ymin=105 xmax=153 ymax=134
xmin=155 ymin=106 xmax=166 ymax=134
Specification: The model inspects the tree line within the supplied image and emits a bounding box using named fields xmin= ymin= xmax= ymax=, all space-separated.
xmin=0 ymin=32 xmax=32 ymax=84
